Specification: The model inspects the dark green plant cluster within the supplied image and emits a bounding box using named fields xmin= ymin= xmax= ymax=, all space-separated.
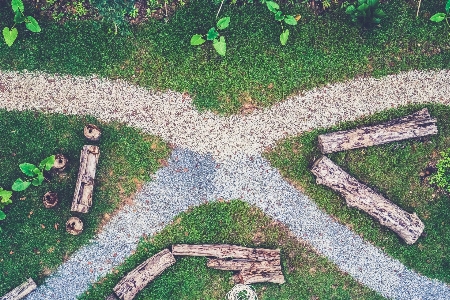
xmin=191 ymin=17 xmax=230 ymax=56
xmin=0 ymin=187 xmax=12 ymax=224
xmin=430 ymin=150 xmax=450 ymax=193
xmin=2 ymin=0 xmax=41 ymax=47
xmin=12 ymin=155 xmax=55 ymax=192
xmin=344 ymin=0 xmax=386 ymax=27
xmin=89 ymin=0 xmax=137 ymax=35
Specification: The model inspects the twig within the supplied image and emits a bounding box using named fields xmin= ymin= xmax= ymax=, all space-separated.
xmin=216 ymin=0 xmax=226 ymax=19
xmin=416 ymin=0 xmax=422 ymax=18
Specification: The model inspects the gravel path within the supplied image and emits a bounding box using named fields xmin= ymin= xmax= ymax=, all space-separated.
xmin=1 ymin=69 xmax=450 ymax=299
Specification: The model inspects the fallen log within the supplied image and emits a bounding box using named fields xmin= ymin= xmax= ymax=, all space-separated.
xmin=238 ymin=267 xmax=285 ymax=284
xmin=311 ymin=156 xmax=424 ymax=244
xmin=172 ymin=244 xmax=280 ymax=261
xmin=318 ymin=108 xmax=438 ymax=154
xmin=207 ymin=258 xmax=281 ymax=271
xmin=0 ymin=278 xmax=37 ymax=300
xmin=113 ymin=249 xmax=176 ymax=300
xmin=71 ymin=145 xmax=100 ymax=213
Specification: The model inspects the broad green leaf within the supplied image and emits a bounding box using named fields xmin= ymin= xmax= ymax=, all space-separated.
xmin=0 ymin=210 xmax=5 ymax=221
xmin=275 ymin=11 xmax=284 ymax=21
xmin=266 ymin=1 xmax=279 ymax=13
xmin=11 ymin=0 xmax=24 ymax=13
xmin=0 ymin=189 xmax=12 ymax=204
xmin=207 ymin=27 xmax=219 ymax=41
xmin=12 ymin=179 xmax=31 ymax=191
xmin=372 ymin=17 xmax=381 ymax=24
xmin=39 ymin=155 xmax=55 ymax=171
xmin=284 ymin=15 xmax=298 ymax=25
xmin=14 ymin=10 xmax=25 ymax=23
xmin=190 ymin=34 xmax=206 ymax=46
xmin=280 ymin=29 xmax=289 ymax=45
xmin=446 ymin=0 xmax=450 ymax=13
xmin=357 ymin=0 xmax=366 ymax=5
xmin=357 ymin=3 xmax=369 ymax=11
xmin=32 ymin=173 xmax=44 ymax=186
xmin=25 ymin=16 xmax=41 ymax=33
xmin=367 ymin=0 xmax=378 ymax=7
xmin=345 ymin=5 xmax=356 ymax=14
xmin=374 ymin=8 xmax=386 ymax=17
xmin=430 ymin=13 xmax=446 ymax=22
xmin=20 ymin=163 xmax=37 ymax=176
xmin=217 ymin=17 xmax=230 ymax=30
xmin=2 ymin=27 xmax=18 ymax=47
xmin=213 ymin=36 xmax=226 ymax=56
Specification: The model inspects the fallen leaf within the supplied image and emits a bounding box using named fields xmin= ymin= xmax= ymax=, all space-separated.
xmin=9 ymin=251 xmax=13 ymax=255
xmin=40 ymin=224 xmax=45 ymax=229
xmin=54 ymin=223 xmax=59 ymax=230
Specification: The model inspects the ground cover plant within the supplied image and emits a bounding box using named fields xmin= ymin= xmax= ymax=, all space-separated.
xmin=0 ymin=109 xmax=170 ymax=295
xmin=0 ymin=0 xmax=448 ymax=114
xmin=80 ymin=200 xmax=384 ymax=299
xmin=264 ymin=104 xmax=450 ymax=284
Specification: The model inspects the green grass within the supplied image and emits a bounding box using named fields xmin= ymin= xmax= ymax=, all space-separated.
xmin=0 ymin=110 xmax=170 ymax=295
xmin=79 ymin=200 xmax=384 ymax=300
xmin=264 ymin=104 xmax=450 ymax=284
xmin=0 ymin=0 xmax=449 ymax=114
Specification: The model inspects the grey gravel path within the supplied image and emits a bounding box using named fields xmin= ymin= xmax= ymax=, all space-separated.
xmin=1 ymin=69 xmax=448 ymax=299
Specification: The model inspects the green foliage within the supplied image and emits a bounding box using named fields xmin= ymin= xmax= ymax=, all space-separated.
xmin=430 ymin=0 xmax=450 ymax=30
xmin=191 ymin=16 xmax=230 ymax=56
xmin=89 ymin=0 xmax=137 ymax=35
xmin=12 ymin=155 xmax=55 ymax=192
xmin=2 ymin=0 xmax=41 ymax=47
xmin=430 ymin=150 xmax=450 ymax=193
xmin=260 ymin=0 xmax=298 ymax=45
xmin=0 ymin=187 xmax=13 ymax=223
xmin=344 ymin=0 xmax=386 ymax=27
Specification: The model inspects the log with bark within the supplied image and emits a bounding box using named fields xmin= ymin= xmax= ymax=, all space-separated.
xmin=0 ymin=278 xmax=37 ymax=300
xmin=311 ymin=156 xmax=424 ymax=244
xmin=113 ymin=249 xmax=176 ymax=300
xmin=317 ymin=108 xmax=438 ymax=154
xmin=71 ymin=145 xmax=100 ymax=213
xmin=172 ymin=244 xmax=280 ymax=261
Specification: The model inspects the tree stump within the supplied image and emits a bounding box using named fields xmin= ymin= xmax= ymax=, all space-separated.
xmin=311 ymin=156 xmax=424 ymax=244
xmin=0 ymin=278 xmax=37 ymax=300
xmin=113 ymin=249 xmax=176 ymax=300
xmin=317 ymin=108 xmax=438 ymax=154
xmin=71 ymin=145 xmax=100 ymax=213
xmin=51 ymin=154 xmax=68 ymax=174
xmin=42 ymin=192 xmax=58 ymax=208
xmin=84 ymin=124 xmax=102 ymax=142
xmin=172 ymin=244 xmax=280 ymax=261
xmin=66 ymin=217 xmax=83 ymax=235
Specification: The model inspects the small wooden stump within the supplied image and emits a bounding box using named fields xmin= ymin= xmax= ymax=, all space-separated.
xmin=51 ymin=154 xmax=68 ymax=174
xmin=43 ymin=192 xmax=58 ymax=208
xmin=71 ymin=145 xmax=100 ymax=213
xmin=66 ymin=217 xmax=83 ymax=235
xmin=317 ymin=108 xmax=438 ymax=154
xmin=311 ymin=156 xmax=425 ymax=244
xmin=84 ymin=124 xmax=102 ymax=142
xmin=0 ymin=278 xmax=37 ymax=300
xmin=113 ymin=249 xmax=176 ymax=300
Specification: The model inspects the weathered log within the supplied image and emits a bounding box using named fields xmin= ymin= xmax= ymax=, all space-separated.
xmin=318 ymin=108 xmax=438 ymax=154
xmin=84 ymin=124 xmax=102 ymax=142
xmin=66 ymin=217 xmax=83 ymax=235
xmin=238 ymin=267 xmax=285 ymax=284
xmin=207 ymin=258 xmax=281 ymax=271
xmin=43 ymin=191 xmax=58 ymax=208
xmin=113 ymin=249 xmax=176 ymax=300
xmin=105 ymin=294 xmax=119 ymax=300
xmin=311 ymin=156 xmax=424 ymax=244
xmin=71 ymin=145 xmax=100 ymax=213
xmin=172 ymin=244 xmax=280 ymax=261
xmin=0 ymin=278 xmax=37 ymax=300
xmin=51 ymin=154 xmax=68 ymax=174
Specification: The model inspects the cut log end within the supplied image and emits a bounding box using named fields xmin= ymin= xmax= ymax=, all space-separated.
xmin=84 ymin=124 xmax=102 ymax=142
xmin=43 ymin=191 xmax=58 ymax=208
xmin=51 ymin=154 xmax=68 ymax=174
xmin=66 ymin=217 xmax=83 ymax=235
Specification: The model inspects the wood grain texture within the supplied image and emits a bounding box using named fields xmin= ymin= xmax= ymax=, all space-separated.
xmin=311 ymin=156 xmax=424 ymax=244
xmin=207 ymin=258 xmax=281 ymax=271
xmin=71 ymin=145 xmax=100 ymax=213
xmin=318 ymin=108 xmax=438 ymax=154
xmin=172 ymin=244 xmax=280 ymax=261
xmin=113 ymin=249 xmax=176 ymax=300
xmin=0 ymin=278 xmax=37 ymax=300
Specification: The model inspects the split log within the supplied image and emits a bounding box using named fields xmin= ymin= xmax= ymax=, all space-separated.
xmin=311 ymin=156 xmax=424 ymax=244
xmin=0 ymin=278 xmax=37 ymax=300
xmin=113 ymin=249 xmax=176 ymax=300
xmin=71 ymin=145 xmax=100 ymax=213
xmin=238 ymin=267 xmax=285 ymax=284
xmin=318 ymin=108 xmax=438 ymax=154
xmin=172 ymin=244 xmax=280 ymax=261
xmin=207 ymin=258 xmax=281 ymax=271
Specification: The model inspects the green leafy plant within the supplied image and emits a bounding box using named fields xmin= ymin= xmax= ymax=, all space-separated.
xmin=260 ymin=0 xmax=298 ymax=45
xmin=344 ymin=0 xmax=386 ymax=28
xmin=191 ymin=16 xmax=230 ymax=56
xmin=12 ymin=155 xmax=55 ymax=192
xmin=0 ymin=187 xmax=13 ymax=223
xmin=430 ymin=150 xmax=450 ymax=193
xmin=89 ymin=0 xmax=136 ymax=35
xmin=430 ymin=0 xmax=450 ymax=28
xmin=2 ymin=0 xmax=42 ymax=47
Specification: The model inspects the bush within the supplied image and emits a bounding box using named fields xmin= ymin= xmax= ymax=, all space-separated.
xmin=89 ymin=0 xmax=136 ymax=35
xmin=430 ymin=150 xmax=450 ymax=193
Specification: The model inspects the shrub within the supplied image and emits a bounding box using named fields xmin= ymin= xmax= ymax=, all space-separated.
xmin=89 ymin=0 xmax=137 ymax=35
xmin=430 ymin=150 xmax=450 ymax=193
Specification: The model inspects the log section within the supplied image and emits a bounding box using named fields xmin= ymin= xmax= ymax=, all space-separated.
xmin=311 ymin=156 xmax=424 ymax=244
xmin=318 ymin=108 xmax=438 ymax=154
xmin=0 ymin=278 xmax=37 ymax=300
xmin=113 ymin=249 xmax=176 ymax=300
xmin=238 ymin=267 xmax=285 ymax=284
xmin=172 ymin=244 xmax=280 ymax=261
xmin=71 ymin=145 xmax=100 ymax=213
xmin=207 ymin=258 xmax=281 ymax=271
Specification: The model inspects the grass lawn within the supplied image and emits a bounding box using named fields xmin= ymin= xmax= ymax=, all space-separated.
xmin=0 ymin=110 xmax=170 ymax=295
xmin=0 ymin=0 xmax=449 ymax=114
xmin=264 ymin=103 xmax=450 ymax=284
xmin=80 ymin=200 xmax=384 ymax=300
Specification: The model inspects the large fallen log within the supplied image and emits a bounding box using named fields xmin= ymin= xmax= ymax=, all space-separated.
xmin=238 ymin=267 xmax=285 ymax=284
xmin=71 ymin=145 xmax=100 ymax=213
xmin=207 ymin=258 xmax=281 ymax=271
xmin=318 ymin=108 xmax=438 ymax=154
xmin=311 ymin=156 xmax=424 ymax=244
xmin=113 ymin=249 xmax=176 ymax=300
xmin=172 ymin=244 xmax=280 ymax=261
xmin=0 ymin=278 xmax=37 ymax=300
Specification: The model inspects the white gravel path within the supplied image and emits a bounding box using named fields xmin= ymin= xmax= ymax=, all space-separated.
xmin=1 ymin=69 xmax=450 ymax=299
